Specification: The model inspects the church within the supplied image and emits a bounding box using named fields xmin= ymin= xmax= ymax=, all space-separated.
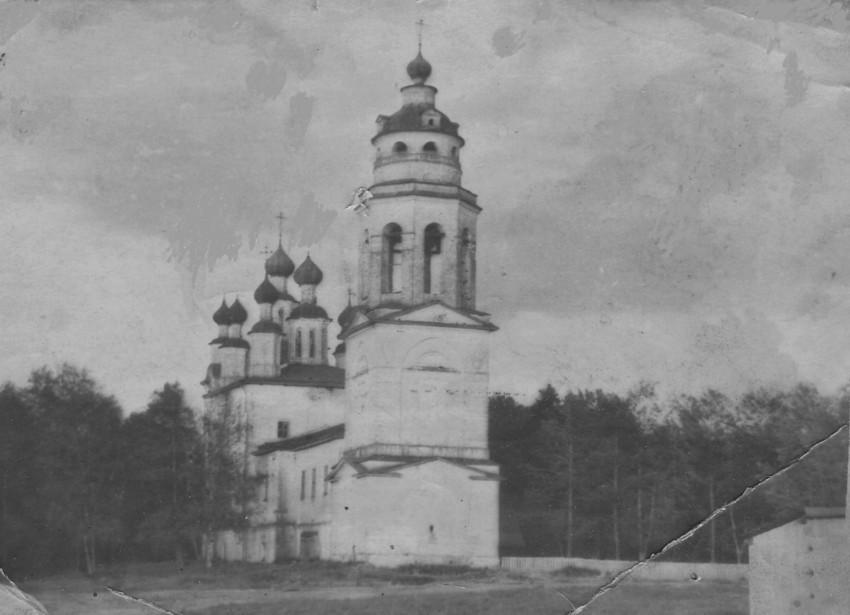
xmin=202 ymin=48 xmax=501 ymax=567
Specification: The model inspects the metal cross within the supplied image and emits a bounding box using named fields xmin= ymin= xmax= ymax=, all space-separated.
xmin=416 ymin=19 xmax=425 ymax=52
xmin=275 ymin=212 xmax=286 ymax=244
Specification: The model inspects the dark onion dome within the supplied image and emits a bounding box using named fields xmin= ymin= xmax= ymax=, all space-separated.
xmin=227 ymin=298 xmax=248 ymax=325
xmin=333 ymin=342 xmax=346 ymax=355
xmin=406 ymin=51 xmax=432 ymax=83
xmin=249 ymin=320 xmax=283 ymax=335
xmin=253 ymin=277 xmax=279 ymax=304
xmin=265 ymin=243 xmax=295 ymax=277
xmin=212 ymin=299 xmax=231 ymax=325
xmin=287 ymin=303 xmax=330 ymax=320
xmin=337 ymin=303 xmax=358 ymax=330
xmin=293 ymin=254 xmax=323 ymax=286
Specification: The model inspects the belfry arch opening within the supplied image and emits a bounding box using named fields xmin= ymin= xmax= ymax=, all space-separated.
xmin=423 ymin=141 xmax=438 ymax=153
xmin=460 ymin=228 xmax=475 ymax=306
xmin=382 ymin=223 xmax=403 ymax=293
xmin=423 ymin=223 xmax=443 ymax=295
xmin=392 ymin=141 xmax=407 ymax=153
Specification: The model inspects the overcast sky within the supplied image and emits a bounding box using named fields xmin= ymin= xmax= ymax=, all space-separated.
xmin=2 ymin=0 xmax=850 ymax=413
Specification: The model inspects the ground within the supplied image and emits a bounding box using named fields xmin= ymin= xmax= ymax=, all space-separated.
xmin=18 ymin=561 xmax=748 ymax=615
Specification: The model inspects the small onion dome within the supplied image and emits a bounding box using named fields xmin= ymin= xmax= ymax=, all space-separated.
xmin=333 ymin=342 xmax=346 ymax=355
xmin=287 ymin=304 xmax=329 ymax=320
xmin=253 ymin=277 xmax=279 ymax=304
xmin=406 ymin=51 xmax=432 ymax=83
xmin=212 ymin=299 xmax=231 ymax=325
xmin=337 ymin=303 xmax=358 ymax=330
xmin=293 ymin=255 xmax=323 ymax=286
xmin=265 ymin=243 xmax=295 ymax=277
xmin=228 ymin=298 xmax=248 ymax=325
xmin=250 ymin=320 xmax=282 ymax=335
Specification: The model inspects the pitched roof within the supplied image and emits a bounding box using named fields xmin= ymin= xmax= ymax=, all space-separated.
xmin=327 ymin=455 xmax=500 ymax=481
xmin=203 ymin=363 xmax=345 ymax=397
xmin=254 ymin=423 xmax=345 ymax=456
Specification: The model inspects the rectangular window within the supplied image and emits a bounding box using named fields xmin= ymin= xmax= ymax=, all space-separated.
xmin=277 ymin=421 xmax=289 ymax=439
xmin=300 ymin=470 xmax=306 ymax=501
xmin=295 ymin=330 xmax=302 ymax=358
xmin=309 ymin=330 xmax=316 ymax=358
xmin=323 ymin=465 xmax=328 ymax=496
xmin=311 ymin=468 xmax=316 ymax=500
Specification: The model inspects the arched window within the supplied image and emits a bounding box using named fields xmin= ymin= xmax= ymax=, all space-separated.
xmin=392 ymin=141 xmax=407 ymax=153
xmin=460 ymin=228 xmax=475 ymax=306
xmin=309 ymin=330 xmax=316 ymax=358
xmin=450 ymin=146 xmax=457 ymax=157
xmin=295 ymin=330 xmax=302 ymax=359
xmin=280 ymin=338 xmax=288 ymax=364
xmin=423 ymin=141 xmax=437 ymax=153
xmin=382 ymin=223 xmax=403 ymax=293
xmin=423 ymin=223 xmax=443 ymax=294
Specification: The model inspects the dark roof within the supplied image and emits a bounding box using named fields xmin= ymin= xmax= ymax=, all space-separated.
xmin=203 ymin=363 xmax=345 ymax=396
xmin=253 ymin=277 xmax=279 ymax=304
xmin=265 ymin=243 xmax=295 ymax=277
xmin=219 ymin=337 xmax=250 ymax=349
xmin=374 ymin=103 xmax=461 ymax=144
xmin=254 ymin=423 xmax=345 ymax=456
xmin=333 ymin=342 xmax=346 ymax=355
xmin=249 ymin=320 xmax=282 ymax=334
xmin=293 ymin=255 xmax=323 ymax=286
xmin=288 ymin=304 xmax=330 ymax=320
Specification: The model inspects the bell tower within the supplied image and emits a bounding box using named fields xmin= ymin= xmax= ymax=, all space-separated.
xmin=358 ymin=51 xmax=479 ymax=311
xmin=330 ymin=46 xmax=500 ymax=568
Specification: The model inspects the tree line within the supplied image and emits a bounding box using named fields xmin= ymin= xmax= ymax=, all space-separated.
xmin=1 ymin=363 xmax=847 ymax=576
xmin=0 ymin=365 xmax=249 ymax=578
xmin=490 ymin=383 xmax=848 ymax=563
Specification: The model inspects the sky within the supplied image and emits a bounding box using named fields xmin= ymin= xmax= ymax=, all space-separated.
xmin=2 ymin=0 xmax=850 ymax=414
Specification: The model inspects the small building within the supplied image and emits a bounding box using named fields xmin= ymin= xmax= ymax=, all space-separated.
xmin=749 ymin=507 xmax=849 ymax=614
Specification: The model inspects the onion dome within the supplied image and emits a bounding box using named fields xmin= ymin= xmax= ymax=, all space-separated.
xmin=293 ymin=255 xmax=323 ymax=286
xmin=407 ymin=51 xmax=432 ymax=83
xmin=333 ymin=342 xmax=346 ymax=355
xmin=265 ymin=244 xmax=295 ymax=278
xmin=228 ymin=298 xmax=248 ymax=325
xmin=287 ymin=304 xmax=330 ymax=320
xmin=253 ymin=277 xmax=279 ymax=305
xmin=212 ymin=299 xmax=231 ymax=325
xmin=337 ymin=302 xmax=358 ymax=330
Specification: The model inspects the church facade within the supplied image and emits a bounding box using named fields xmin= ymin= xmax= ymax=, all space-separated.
xmin=202 ymin=50 xmax=500 ymax=567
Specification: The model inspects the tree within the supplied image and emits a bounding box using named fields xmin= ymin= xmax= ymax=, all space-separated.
xmin=197 ymin=397 xmax=256 ymax=567
xmin=0 ymin=384 xmax=45 ymax=576
xmin=26 ymin=365 xmax=123 ymax=575
xmin=121 ymin=383 xmax=204 ymax=565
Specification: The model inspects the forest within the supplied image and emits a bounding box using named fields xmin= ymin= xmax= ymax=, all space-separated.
xmin=491 ymin=384 xmax=848 ymax=563
xmin=0 ymin=364 xmax=847 ymax=577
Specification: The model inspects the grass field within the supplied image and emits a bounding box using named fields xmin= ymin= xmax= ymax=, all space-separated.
xmin=17 ymin=561 xmax=748 ymax=615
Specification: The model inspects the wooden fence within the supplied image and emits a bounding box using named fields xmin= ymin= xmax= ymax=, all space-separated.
xmin=500 ymin=556 xmax=748 ymax=582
